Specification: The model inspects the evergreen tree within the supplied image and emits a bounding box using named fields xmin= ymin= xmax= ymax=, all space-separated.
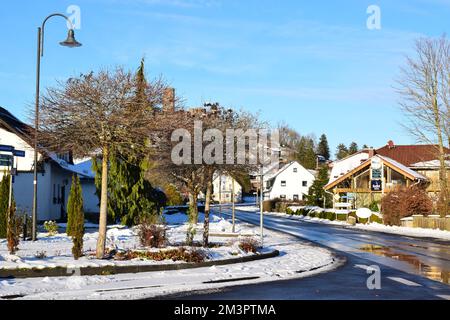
xmin=165 ymin=184 xmax=184 ymax=206
xmin=335 ymin=143 xmax=349 ymax=160
xmin=296 ymin=136 xmax=317 ymax=169
xmin=0 ymin=173 xmax=11 ymax=238
xmin=317 ymin=134 xmax=330 ymax=160
xmin=307 ymin=165 xmax=332 ymax=208
xmin=91 ymin=59 xmax=163 ymax=227
xmin=66 ymin=175 xmax=85 ymax=259
xmin=67 ymin=175 xmax=84 ymax=237
xmin=348 ymin=142 xmax=359 ymax=155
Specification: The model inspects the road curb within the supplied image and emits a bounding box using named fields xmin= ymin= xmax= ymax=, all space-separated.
xmin=0 ymin=249 xmax=280 ymax=279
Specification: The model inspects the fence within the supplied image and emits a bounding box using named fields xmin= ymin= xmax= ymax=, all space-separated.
xmin=401 ymin=215 xmax=450 ymax=231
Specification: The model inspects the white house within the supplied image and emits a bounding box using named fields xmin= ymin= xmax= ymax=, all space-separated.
xmin=263 ymin=161 xmax=316 ymax=201
xmin=212 ymin=173 xmax=243 ymax=203
xmin=0 ymin=107 xmax=99 ymax=221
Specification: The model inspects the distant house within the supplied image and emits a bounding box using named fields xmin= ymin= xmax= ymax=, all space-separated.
xmin=0 ymin=107 xmax=98 ymax=221
xmin=263 ymin=161 xmax=316 ymax=201
xmin=212 ymin=173 xmax=242 ymax=203
xmin=324 ymin=141 xmax=450 ymax=209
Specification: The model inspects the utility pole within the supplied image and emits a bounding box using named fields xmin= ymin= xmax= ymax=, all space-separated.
xmin=260 ymin=164 xmax=264 ymax=246
xmin=8 ymin=156 xmax=14 ymax=209
xmin=232 ymin=178 xmax=235 ymax=233
xmin=219 ymin=174 xmax=222 ymax=219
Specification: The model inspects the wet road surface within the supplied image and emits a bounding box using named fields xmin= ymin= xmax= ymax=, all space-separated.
xmin=169 ymin=207 xmax=450 ymax=300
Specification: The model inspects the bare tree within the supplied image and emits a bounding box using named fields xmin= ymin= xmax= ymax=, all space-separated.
xmin=397 ymin=36 xmax=450 ymax=216
xmin=37 ymin=67 xmax=167 ymax=258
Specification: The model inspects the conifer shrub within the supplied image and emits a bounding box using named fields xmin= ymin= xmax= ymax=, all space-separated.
xmin=0 ymin=173 xmax=10 ymax=238
xmin=7 ymin=205 xmax=20 ymax=254
xmin=67 ymin=175 xmax=85 ymax=259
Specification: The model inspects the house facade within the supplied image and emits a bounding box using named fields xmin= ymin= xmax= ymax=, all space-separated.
xmin=0 ymin=107 xmax=98 ymax=221
xmin=324 ymin=141 xmax=450 ymax=209
xmin=212 ymin=173 xmax=243 ymax=203
xmin=263 ymin=161 xmax=316 ymax=201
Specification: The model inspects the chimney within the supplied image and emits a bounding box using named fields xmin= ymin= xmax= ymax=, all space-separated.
xmin=368 ymin=148 xmax=375 ymax=158
xmin=162 ymin=87 xmax=175 ymax=112
xmin=387 ymin=140 xmax=395 ymax=149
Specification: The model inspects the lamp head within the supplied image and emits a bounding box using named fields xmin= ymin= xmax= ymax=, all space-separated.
xmin=59 ymin=29 xmax=82 ymax=48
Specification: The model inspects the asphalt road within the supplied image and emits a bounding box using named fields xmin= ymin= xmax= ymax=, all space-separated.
xmin=170 ymin=206 xmax=450 ymax=300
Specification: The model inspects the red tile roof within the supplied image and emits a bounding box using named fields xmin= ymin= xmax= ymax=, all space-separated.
xmin=375 ymin=144 xmax=450 ymax=167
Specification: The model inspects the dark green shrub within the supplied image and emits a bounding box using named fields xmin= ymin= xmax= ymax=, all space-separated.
xmin=67 ymin=175 xmax=85 ymax=259
xmin=325 ymin=211 xmax=336 ymax=221
xmin=0 ymin=173 xmax=11 ymax=238
xmin=369 ymin=201 xmax=380 ymax=212
xmin=286 ymin=207 xmax=294 ymax=215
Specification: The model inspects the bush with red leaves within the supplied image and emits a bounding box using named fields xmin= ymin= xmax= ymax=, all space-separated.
xmin=381 ymin=186 xmax=433 ymax=226
xmin=238 ymin=237 xmax=260 ymax=253
xmin=138 ymin=216 xmax=167 ymax=248
xmin=115 ymin=247 xmax=206 ymax=263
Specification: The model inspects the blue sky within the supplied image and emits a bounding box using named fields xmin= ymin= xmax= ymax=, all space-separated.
xmin=0 ymin=0 xmax=449 ymax=155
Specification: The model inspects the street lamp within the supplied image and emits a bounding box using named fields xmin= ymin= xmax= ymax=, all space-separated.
xmin=32 ymin=13 xmax=82 ymax=241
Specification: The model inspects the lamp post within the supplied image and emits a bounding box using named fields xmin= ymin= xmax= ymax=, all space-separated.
xmin=32 ymin=13 xmax=82 ymax=241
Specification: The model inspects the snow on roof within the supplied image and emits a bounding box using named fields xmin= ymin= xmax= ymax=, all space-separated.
xmin=376 ymin=155 xmax=427 ymax=180
xmin=49 ymin=154 xmax=95 ymax=179
xmin=328 ymin=152 xmax=370 ymax=185
xmin=410 ymin=159 xmax=450 ymax=169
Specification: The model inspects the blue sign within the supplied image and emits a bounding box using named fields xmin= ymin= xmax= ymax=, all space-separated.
xmin=13 ymin=150 xmax=25 ymax=157
xmin=0 ymin=144 xmax=14 ymax=152
xmin=371 ymin=180 xmax=382 ymax=191
xmin=0 ymin=154 xmax=12 ymax=166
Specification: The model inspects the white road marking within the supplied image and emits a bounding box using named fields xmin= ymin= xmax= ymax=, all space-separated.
xmin=436 ymin=295 xmax=450 ymax=300
xmin=387 ymin=277 xmax=422 ymax=287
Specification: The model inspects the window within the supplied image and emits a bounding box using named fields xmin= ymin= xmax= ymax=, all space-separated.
xmin=293 ymin=194 xmax=299 ymax=201
xmin=302 ymin=181 xmax=308 ymax=187
xmin=280 ymin=195 xmax=286 ymax=200
xmin=293 ymin=168 xmax=297 ymax=173
xmin=281 ymin=180 xmax=286 ymax=187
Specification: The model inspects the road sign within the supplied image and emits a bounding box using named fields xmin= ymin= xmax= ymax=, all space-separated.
xmin=0 ymin=144 xmax=14 ymax=152
xmin=0 ymin=154 xmax=12 ymax=166
xmin=13 ymin=150 xmax=25 ymax=157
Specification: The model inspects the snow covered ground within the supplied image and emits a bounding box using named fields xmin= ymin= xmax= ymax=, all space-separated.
xmin=0 ymin=213 xmax=335 ymax=300
xmin=0 ymin=214 xmax=256 ymax=271
xmin=236 ymin=206 xmax=450 ymax=241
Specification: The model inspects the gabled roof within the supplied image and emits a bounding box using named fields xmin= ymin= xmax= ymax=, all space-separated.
xmin=375 ymin=144 xmax=450 ymax=167
xmin=324 ymin=155 xmax=427 ymax=190
xmin=0 ymin=106 xmax=34 ymax=146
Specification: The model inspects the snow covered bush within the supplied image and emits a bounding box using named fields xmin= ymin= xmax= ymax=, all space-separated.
xmin=381 ymin=186 xmax=432 ymax=226
xmin=138 ymin=215 xmax=166 ymax=248
xmin=44 ymin=221 xmax=59 ymax=236
xmin=238 ymin=237 xmax=260 ymax=253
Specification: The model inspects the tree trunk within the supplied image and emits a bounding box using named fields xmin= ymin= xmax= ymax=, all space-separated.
xmin=432 ymin=90 xmax=449 ymax=217
xmin=189 ymin=191 xmax=199 ymax=224
xmin=96 ymin=146 xmax=109 ymax=259
xmin=203 ymin=180 xmax=212 ymax=247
